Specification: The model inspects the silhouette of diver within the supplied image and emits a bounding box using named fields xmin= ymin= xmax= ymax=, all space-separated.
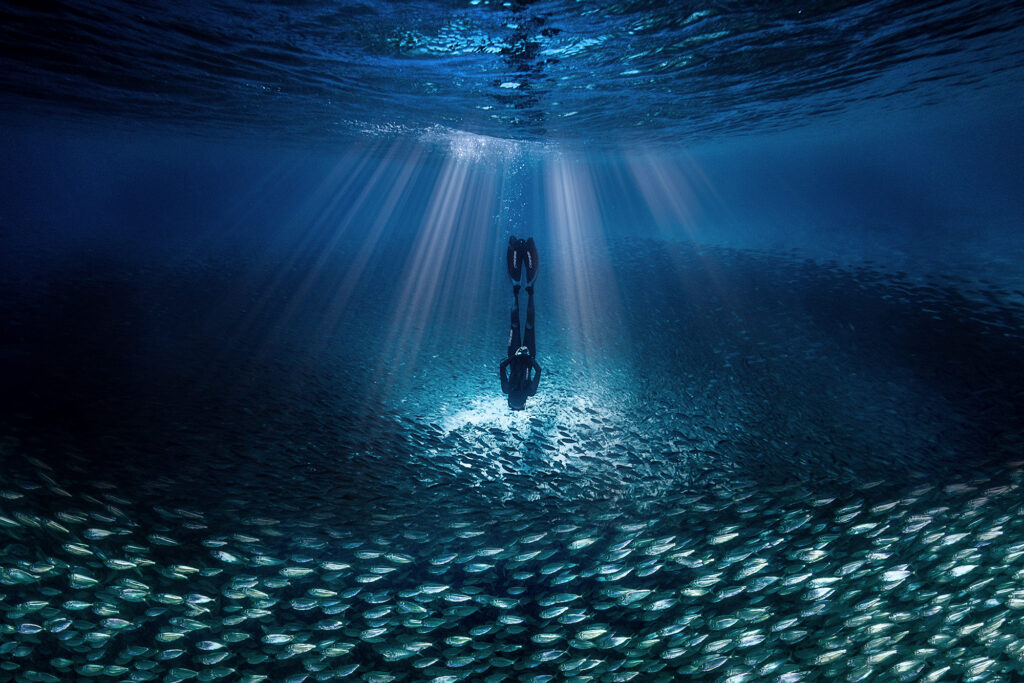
xmin=500 ymin=236 xmax=541 ymax=410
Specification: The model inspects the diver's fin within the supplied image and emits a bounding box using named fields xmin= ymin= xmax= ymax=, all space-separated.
xmin=524 ymin=237 xmax=539 ymax=284
xmin=507 ymin=235 xmax=522 ymax=282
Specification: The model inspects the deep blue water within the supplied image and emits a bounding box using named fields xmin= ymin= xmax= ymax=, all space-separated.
xmin=2 ymin=1 xmax=1024 ymax=682
xmin=2 ymin=0 xmax=1024 ymax=145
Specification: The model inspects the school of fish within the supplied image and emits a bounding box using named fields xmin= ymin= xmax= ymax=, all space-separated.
xmin=2 ymin=240 xmax=1024 ymax=682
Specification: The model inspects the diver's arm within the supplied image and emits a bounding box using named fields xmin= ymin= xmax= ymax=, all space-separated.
xmin=528 ymin=360 xmax=542 ymax=396
xmin=499 ymin=358 xmax=511 ymax=394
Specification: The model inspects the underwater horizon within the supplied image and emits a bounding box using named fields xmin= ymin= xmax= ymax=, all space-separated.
xmin=3 ymin=1 xmax=1024 ymax=682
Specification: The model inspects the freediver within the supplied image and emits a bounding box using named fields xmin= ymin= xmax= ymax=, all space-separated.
xmin=500 ymin=236 xmax=541 ymax=410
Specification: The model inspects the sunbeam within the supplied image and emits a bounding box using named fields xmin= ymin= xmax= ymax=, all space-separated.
xmin=308 ymin=146 xmax=426 ymax=363
xmin=544 ymin=152 xmax=626 ymax=370
xmin=210 ymin=144 xmax=386 ymax=364
xmin=623 ymin=149 xmax=737 ymax=309
xmin=624 ymin=150 xmax=711 ymax=242
xmin=374 ymin=138 xmax=505 ymax=403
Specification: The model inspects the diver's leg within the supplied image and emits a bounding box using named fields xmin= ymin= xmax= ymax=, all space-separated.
xmin=507 ymin=236 xmax=522 ymax=282
xmin=524 ymin=284 xmax=536 ymax=357
xmin=525 ymin=237 xmax=539 ymax=285
xmin=508 ymin=284 xmax=521 ymax=358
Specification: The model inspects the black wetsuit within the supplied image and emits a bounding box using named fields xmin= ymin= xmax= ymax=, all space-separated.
xmin=500 ymin=284 xmax=541 ymax=410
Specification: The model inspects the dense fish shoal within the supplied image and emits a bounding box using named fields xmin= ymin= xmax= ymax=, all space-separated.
xmin=2 ymin=239 xmax=1024 ymax=681
xmin=2 ymin=444 xmax=1024 ymax=682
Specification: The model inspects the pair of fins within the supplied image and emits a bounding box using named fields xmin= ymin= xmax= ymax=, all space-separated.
xmin=507 ymin=236 xmax=538 ymax=284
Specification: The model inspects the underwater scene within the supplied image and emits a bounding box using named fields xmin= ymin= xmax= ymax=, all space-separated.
xmin=2 ymin=1 xmax=1024 ymax=681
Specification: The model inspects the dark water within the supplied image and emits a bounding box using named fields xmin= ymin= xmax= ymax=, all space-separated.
xmin=3 ymin=1 xmax=1024 ymax=682
xmin=2 ymin=0 xmax=1024 ymax=145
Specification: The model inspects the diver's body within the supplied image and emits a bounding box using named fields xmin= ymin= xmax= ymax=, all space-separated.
xmin=500 ymin=236 xmax=541 ymax=410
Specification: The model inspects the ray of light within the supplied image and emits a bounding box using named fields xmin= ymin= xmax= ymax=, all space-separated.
xmin=212 ymin=142 xmax=385 ymax=360
xmin=307 ymin=145 xmax=427 ymax=363
xmin=543 ymin=152 xmax=626 ymax=370
xmin=623 ymin=149 xmax=735 ymax=308
xmin=372 ymin=142 xmax=505 ymax=403
xmin=623 ymin=149 xmax=718 ymax=242
xmin=248 ymin=142 xmax=409 ymax=361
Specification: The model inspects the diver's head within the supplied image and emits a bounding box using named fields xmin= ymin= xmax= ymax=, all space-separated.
xmin=507 ymin=395 xmax=526 ymax=411
xmin=514 ymin=345 xmax=530 ymax=359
